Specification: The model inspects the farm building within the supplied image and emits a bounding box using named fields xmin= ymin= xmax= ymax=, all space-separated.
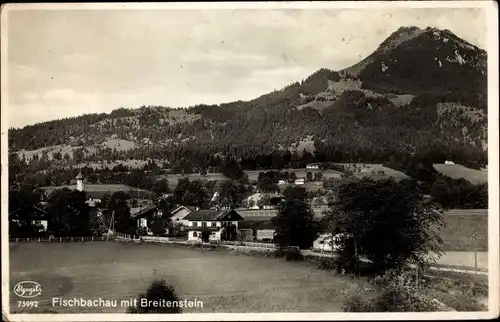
xmin=183 ymin=209 xmax=245 ymax=241
xmin=445 ymin=160 xmax=456 ymax=165
xmin=169 ymin=205 xmax=192 ymax=227
xmin=238 ymin=219 xmax=275 ymax=242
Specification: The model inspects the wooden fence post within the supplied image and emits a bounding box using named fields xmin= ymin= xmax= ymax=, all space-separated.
xmin=60 ymin=237 xmax=62 ymax=242
xmin=27 ymin=238 xmax=30 ymax=243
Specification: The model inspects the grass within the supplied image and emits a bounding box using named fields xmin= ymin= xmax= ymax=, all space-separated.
xmin=9 ymin=242 xmax=357 ymax=313
xmin=441 ymin=214 xmax=488 ymax=251
xmin=433 ymin=164 xmax=488 ymax=184
xmin=419 ymin=273 xmax=488 ymax=311
xmin=333 ymin=163 xmax=409 ymax=181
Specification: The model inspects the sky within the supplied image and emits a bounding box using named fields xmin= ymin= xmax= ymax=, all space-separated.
xmin=4 ymin=5 xmax=489 ymax=128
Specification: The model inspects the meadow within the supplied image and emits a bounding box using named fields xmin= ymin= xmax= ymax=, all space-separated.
xmin=9 ymin=242 xmax=360 ymax=314
xmin=441 ymin=212 xmax=488 ymax=252
xmin=433 ymin=164 xmax=488 ymax=184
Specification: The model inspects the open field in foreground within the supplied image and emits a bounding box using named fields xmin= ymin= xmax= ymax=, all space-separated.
xmin=433 ymin=164 xmax=488 ymax=184
xmin=9 ymin=243 xmax=360 ymax=314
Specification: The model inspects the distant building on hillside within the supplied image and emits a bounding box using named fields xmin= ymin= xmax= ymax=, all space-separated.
xmin=445 ymin=160 xmax=456 ymax=165
xmin=306 ymin=163 xmax=321 ymax=169
xmin=295 ymin=178 xmax=305 ymax=185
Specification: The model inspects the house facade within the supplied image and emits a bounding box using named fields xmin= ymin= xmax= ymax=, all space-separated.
xmin=183 ymin=209 xmax=244 ymax=242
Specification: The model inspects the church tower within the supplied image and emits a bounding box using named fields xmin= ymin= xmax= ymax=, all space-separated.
xmin=75 ymin=171 xmax=84 ymax=192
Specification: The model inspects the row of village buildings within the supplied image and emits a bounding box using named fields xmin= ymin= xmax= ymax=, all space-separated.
xmin=25 ymin=172 xmax=334 ymax=251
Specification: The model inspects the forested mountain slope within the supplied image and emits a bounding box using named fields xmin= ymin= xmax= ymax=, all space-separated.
xmin=9 ymin=26 xmax=488 ymax=177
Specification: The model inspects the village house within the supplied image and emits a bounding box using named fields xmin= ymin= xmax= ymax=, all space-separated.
xmin=183 ymin=209 xmax=245 ymax=242
xmin=130 ymin=204 xmax=166 ymax=235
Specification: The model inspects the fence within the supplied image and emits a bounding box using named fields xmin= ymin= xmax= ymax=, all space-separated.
xmin=9 ymin=236 xmax=113 ymax=243
xmin=209 ymin=239 xmax=277 ymax=249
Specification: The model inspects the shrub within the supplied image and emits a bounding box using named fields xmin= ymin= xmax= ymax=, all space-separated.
xmin=343 ymin=270 xmax=442 ymax=312
xmin=127 ymin=279 xmax=182 ymax=313
xmin=317 ymin=258 xmax=337 ymax=271
xmin=274 ymin=247 xmax=304 ymax=261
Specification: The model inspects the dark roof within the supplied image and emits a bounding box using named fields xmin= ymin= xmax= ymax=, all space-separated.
xmin=236 ymin=207 xmax=328 ymax=219
xmin=236 ymin=209 xmax=277 ymax=218
xmin=238 ymin=220 xmax=274 ymax=230
xmin=184 ymin=209 xmax=244 ymax=221
xmin=130 ymin=205 xmax=158 ymax=218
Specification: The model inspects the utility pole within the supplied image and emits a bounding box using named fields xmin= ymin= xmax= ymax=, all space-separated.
xmin=472 ymin=232 xmax=478 ymax=274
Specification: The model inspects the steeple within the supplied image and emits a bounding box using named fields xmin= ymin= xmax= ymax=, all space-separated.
xmin=76 ymin=171 xmax=84 ymax=191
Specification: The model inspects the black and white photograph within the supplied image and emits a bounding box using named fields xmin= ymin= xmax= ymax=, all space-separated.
xmin=1 ymin=2 xmax=498 ymax=321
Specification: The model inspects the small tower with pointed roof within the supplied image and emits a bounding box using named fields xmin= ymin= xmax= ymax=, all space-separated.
xmin=75 ymin=171 xmax=84 ymax=192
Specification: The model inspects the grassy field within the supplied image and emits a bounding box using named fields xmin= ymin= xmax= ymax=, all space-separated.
xmin=333 ymin=163 xmax=409 ymax=181
xmin=433 ymin=164 xmax=488 ymax=184
xmin=9 ymin=242 xmax=359 ymax=314
xmin=441 ymin=213 xmax=488 ymax=251
xmin=157 ymin=169 xmax=342 ymax=189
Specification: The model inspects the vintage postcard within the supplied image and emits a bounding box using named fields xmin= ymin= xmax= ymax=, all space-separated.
xmin=1 ymin=1 xmax=498 ymax=321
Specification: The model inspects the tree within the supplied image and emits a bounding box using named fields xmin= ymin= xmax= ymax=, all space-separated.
xmin=221 ymin=223 xmax=238 ymax=241
xmin=89 ymin=209 xmax=107 ymax=236
xmin=328 ymin=178 xmax=444 ymax=274
xmin=46 ymin=188 xmax=91 ymax=237
xmin=127 ymin=279 xmax=182 ymax=313
xmin=314 ymin=172 xmax=324 ymax=181
xmin=154 ymin=178 xmax=170 ymax=197
xmin=271 ymin=197 xmax=317 ymax=249
xmin=257 ymin=194 xmax=272 ymax=209
xmin=283 ymin=185 xmax=308 ymax=201
xmin=107 ymin=191 xmax=133 ymax=234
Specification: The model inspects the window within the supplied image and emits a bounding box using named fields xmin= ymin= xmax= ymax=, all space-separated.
xmin=176 ymin=218 xmax=180 ymax=221
xmin=193 ymin=232 xmax=198 ymax=237
xmin=202 ymin=222 xmax=207 ymax=227
xmin=193 ymin=222 xmax=198 ymax=227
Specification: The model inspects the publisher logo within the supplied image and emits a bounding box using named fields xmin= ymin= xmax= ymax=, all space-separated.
xmin=13 ymin=281 xmax=42 ymax=298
